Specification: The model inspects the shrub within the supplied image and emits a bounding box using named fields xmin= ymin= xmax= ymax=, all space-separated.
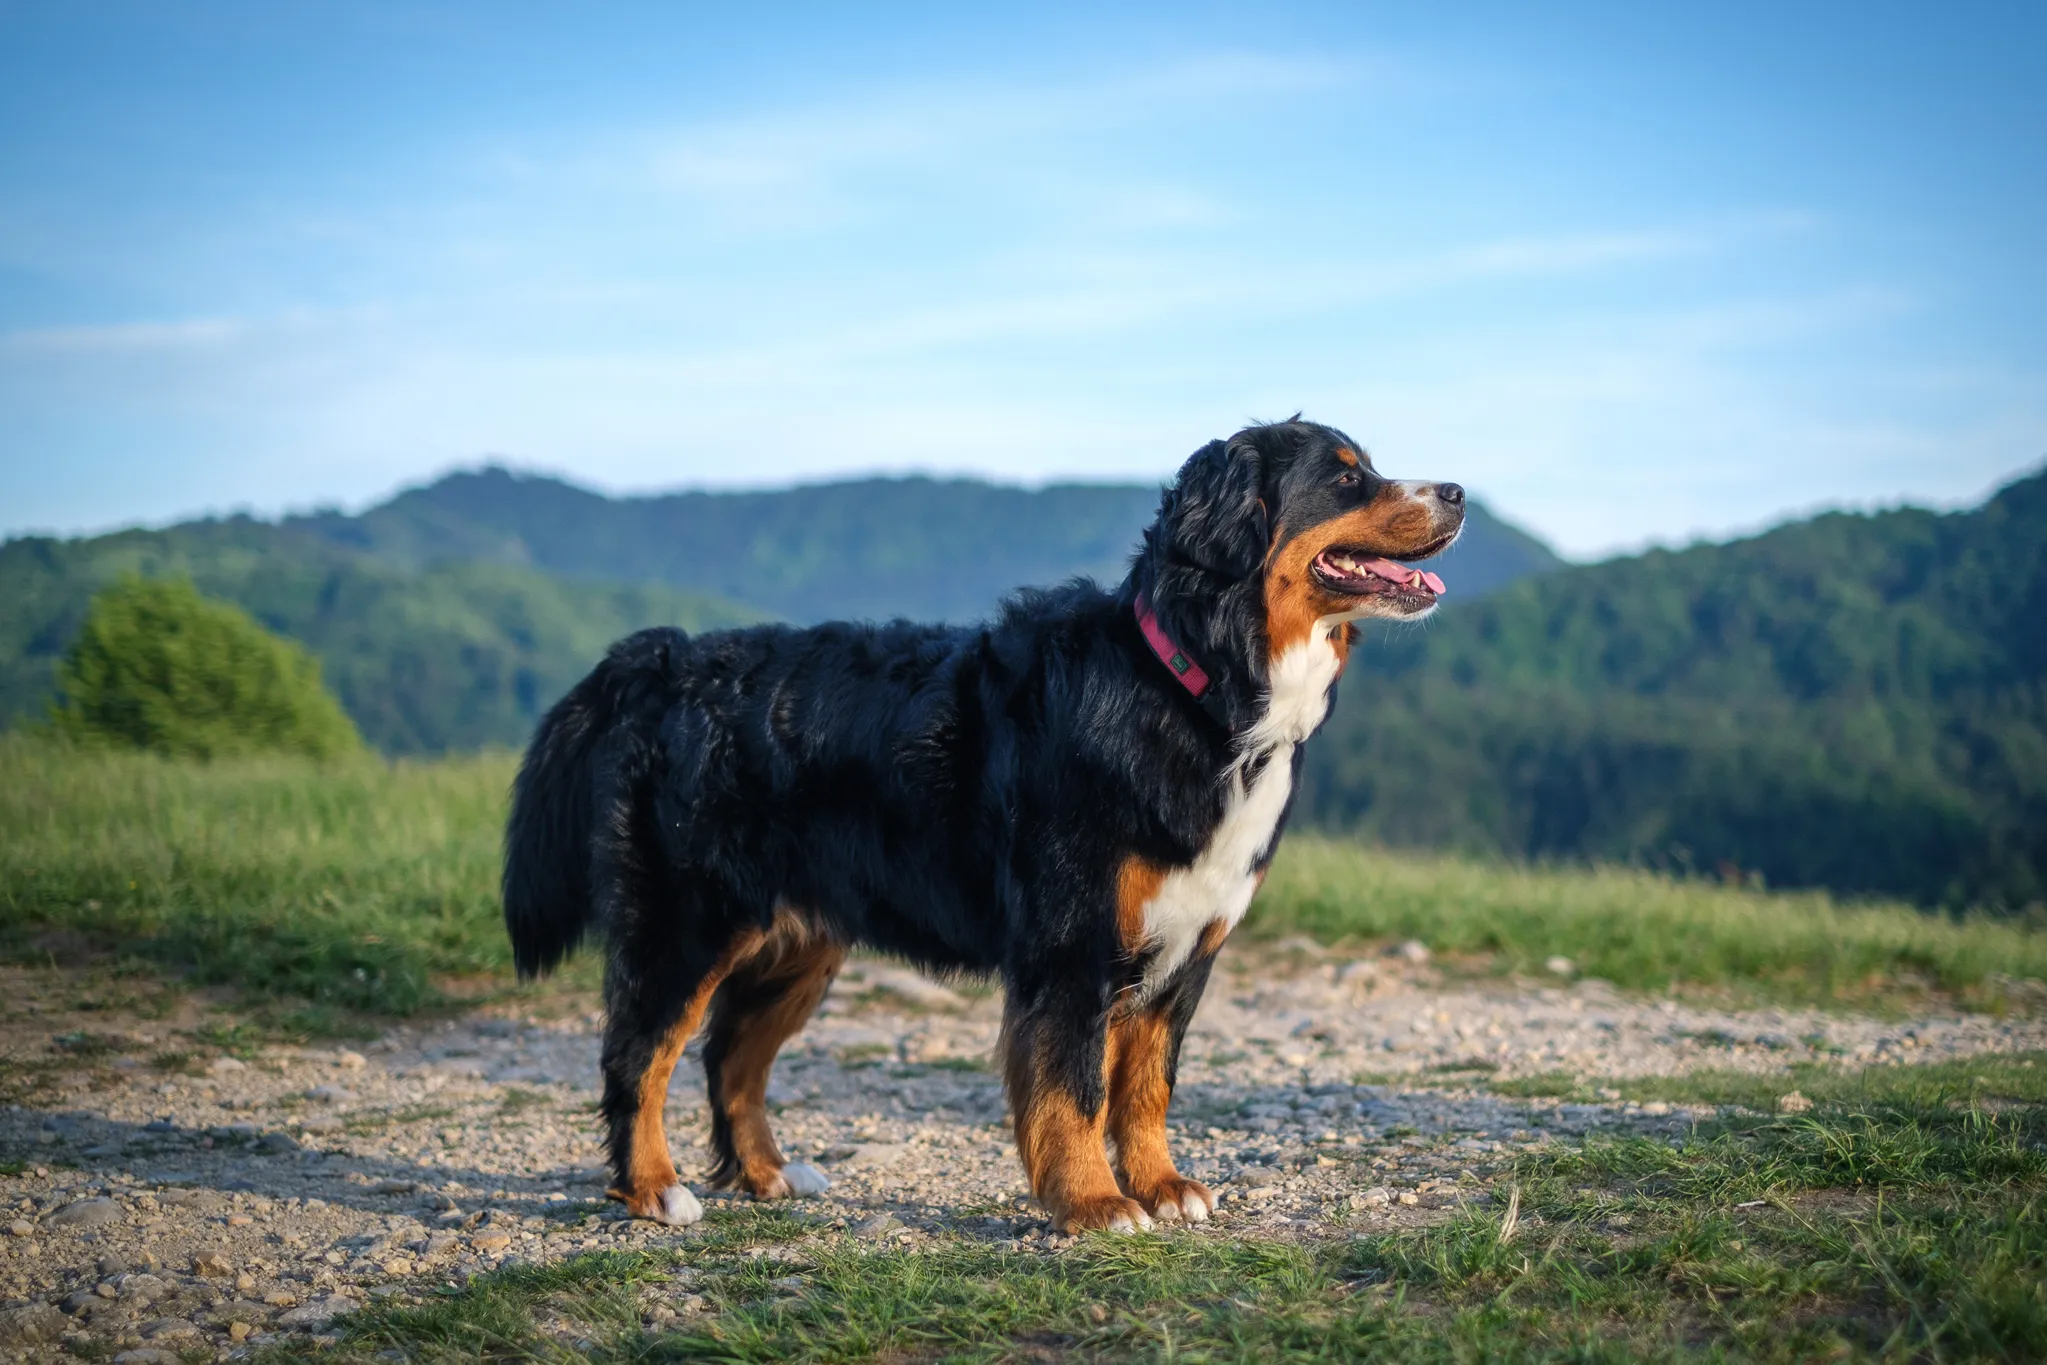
xmin=49 ymin=575 xmax=362 ymax=759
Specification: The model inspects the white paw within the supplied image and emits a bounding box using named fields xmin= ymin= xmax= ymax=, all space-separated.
xmin=1177 ymin=1188 xmax=1213 ymax=1223
xmin=780 ymin=1162 xmax=832 ymax=1197
xmin=1105 ymin=1206 xmax=1153 ymax=1234
xmin=651 ymin=1183 xmax=703 ymax=1226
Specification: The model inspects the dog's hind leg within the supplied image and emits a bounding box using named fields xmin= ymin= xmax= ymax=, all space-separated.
xmin=600 ymin=925 xmax=764 ymax=1225
xmin=701 ymin=917 xmax=845 ymax=1199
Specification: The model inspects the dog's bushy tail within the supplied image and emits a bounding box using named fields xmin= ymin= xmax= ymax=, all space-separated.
xmin=503 ymin=628 xmax=684 ymax=979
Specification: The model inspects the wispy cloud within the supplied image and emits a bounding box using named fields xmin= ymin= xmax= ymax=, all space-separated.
xmin=0 ymin=317 xmax=247 ymax=354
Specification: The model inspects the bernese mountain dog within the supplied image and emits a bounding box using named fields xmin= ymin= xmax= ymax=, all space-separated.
xmin=503 ymin=418 xmax=1463 ymax=1232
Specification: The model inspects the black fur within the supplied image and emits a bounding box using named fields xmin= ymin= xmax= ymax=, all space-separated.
xmin=503 ymin=418 xmax=1462 ymax=1218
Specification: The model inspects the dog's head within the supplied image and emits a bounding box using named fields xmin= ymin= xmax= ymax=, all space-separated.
xmin=1151 ymin=419 xmax=1465 ymax=655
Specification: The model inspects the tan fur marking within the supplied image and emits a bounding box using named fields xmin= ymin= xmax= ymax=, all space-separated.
xmin=1116 ymin=855 xmax=1168 ymax=957
xmin=1106 ymin=1010 xmax=1174 ymax=1192
xmin=1108 ymin=1008 xmax=1213 ymax=1220
xmin=1335 ymin=447 xmax=1359 ymax=466
xmin=613 ymin=929 xmax=765 ymax=1212
xmin=1262 ymin=496 xmax=1446 ymax=657
xmin=1195 ymin=917 xmax=1233 ymax=958
xmin=714 ymin=932 xmax=845 ymax=1197
xmin=1002 ymin=1015 xmax=1149 ymax=1231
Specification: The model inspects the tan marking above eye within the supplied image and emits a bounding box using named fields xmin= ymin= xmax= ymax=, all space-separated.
xmin=1335 ymin=448 xmax=1359 ymax=467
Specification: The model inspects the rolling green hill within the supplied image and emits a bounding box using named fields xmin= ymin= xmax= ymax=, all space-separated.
xmin=0 ymin=521 xmax=759 ymax=753
xmin=2 ymin=470 xmax=1558 ymax=754
xmin=288 ymin=466 xmax=1561 ymax=624
xmin=9 ymin=463 xmax=2036 ymax=911
xmin=1304 ymin=467 xmax=2047 ymax=910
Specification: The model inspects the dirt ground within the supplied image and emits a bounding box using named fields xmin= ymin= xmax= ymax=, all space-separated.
xmin=5 ymin=944 xmax=2044 ymax=1361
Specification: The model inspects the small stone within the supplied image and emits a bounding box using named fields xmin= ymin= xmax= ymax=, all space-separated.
xmin=140 ymin=1317 xmax=199 ymax=1340
xmin=191 ymin=1251 xmax=234 ymax=1278
xmin=258 ymin=1131 xmax=302 ymax=1155
xmin=6 ymin=1220 xmax=31 ymax=1237
xmin=371 ymin=1179 xmax=418 ymax=1195
xmin=1337 ymin=961 xmax=1380 ymax=994
xmin=207 ymin=1056 xmax=247 ymax=1074
xmin=1359 ymin=1187 xmax=1392 ymax=1208
xmin=335 ymin=1050 xmax=367 ymax=1069
xmin=275 ymin=1294 xmax=357 ymax=1329
xmin=1086 ymin=1302 xmax=1109 ymax=1324
xmin=235 ymin=1273 xmax=257 ymax=1291
xmin=1392 ymin=939 xmax=1432 ymax=964
xmin=1545 ymin=956 xmax=1576 ymax=976
xmin=0 ymin=1302 xmax=68 ymax=1346
xmin=1640 ymin=1102 xmax=1672 ymax=1117
xmin=470 ymin=1233 xmax=513 ymax=1253
xmin=1777 ymin=1091 xmax=1813 ymax=1114
xmin=118 ymin=1274 xmax=168 ymax=1302
xmin=47 ymin=1198 xmax=122 ymax=1228
xmin=114 ymin=1350 xmax=178 ymax=1365
xmin=262 ymin=1289 xmax=298 ymax=1307
xmin=1233 ymin=1167 xmax=1281 ymax=1188
xmin=306 ymin=1085 xmax=354 ymax=1104
xmin=229 ymin=1321 xmax=254 ymax=1342
xmin=852 ymin=1214 xmax=900 ymax=1239
xmin=838 ymin=1143 xmax=908 ymax=1171
xmin=1397 ymin=1192 xmax=1420 ymax=1207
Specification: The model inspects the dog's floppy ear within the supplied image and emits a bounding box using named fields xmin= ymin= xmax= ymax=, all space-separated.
xmin=1165 ymin=436 xmax=1269 ymax=579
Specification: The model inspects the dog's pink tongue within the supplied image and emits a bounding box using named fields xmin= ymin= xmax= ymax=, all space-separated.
xmin=1356 ymin=557 xmax=1448 ymax=596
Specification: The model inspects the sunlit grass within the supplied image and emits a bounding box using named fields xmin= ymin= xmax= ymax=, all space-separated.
xmin=1258 ymin=834 xmax=2047 ymax=1004
xmin=3 ymin=736 xmax=2041 ymax=1024
xmin=0 ymin=734 xmax=514 ymax=1020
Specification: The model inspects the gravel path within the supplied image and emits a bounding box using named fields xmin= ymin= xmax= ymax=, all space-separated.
xmin=4 ymin=946 xmax=2043 ymax=1361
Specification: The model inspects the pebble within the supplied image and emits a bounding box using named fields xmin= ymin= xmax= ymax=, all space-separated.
xmin=45 ymin=1198 xmax=121 ymax=1228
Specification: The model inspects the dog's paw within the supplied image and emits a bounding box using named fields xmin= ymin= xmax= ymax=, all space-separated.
xmin=638 ymin=1183 xmax=703 ymax=1226
xmin=1138 ymin=1178 xmax=1214 ymax=1224
xmin=1056 ymin=1195 xmax=1154 ymax=1234
xmin=780 ymin=1162 xmax=832 ymax=1197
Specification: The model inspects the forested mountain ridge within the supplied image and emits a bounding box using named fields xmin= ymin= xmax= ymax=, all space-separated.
xmin=288 ymin=466 xmax=1561 ymax=624
xmin=1305 ymin=467 xmax=2047 ymax=909
xmin=0 ymin=521 xmax=759 ymax=753
xmin=1 ymin=467 xmax=1558 ymax=753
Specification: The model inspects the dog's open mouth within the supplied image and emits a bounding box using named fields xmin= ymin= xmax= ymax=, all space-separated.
xmin=1309 ymin=548 xmax=1447 ymax=601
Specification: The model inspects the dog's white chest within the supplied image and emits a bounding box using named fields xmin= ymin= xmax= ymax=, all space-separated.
xmin=1135 ymin=625 xmax=1344 ymax=998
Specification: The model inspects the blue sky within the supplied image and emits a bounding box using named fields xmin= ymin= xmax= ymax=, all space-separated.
xmin=2 ymin=2 xmax=2042 ymax=557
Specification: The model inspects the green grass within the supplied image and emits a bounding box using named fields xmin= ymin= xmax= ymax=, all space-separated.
xmin=4 ymin=737 xmax=2043 ymax=1023
xmin=0 ymin=735 xmax=515 ymax=1021
xmin=1260 ymin=835 xmax=2047 ymax=1004
xmin=265 ymin=1062 xmax=2046 ymax=1363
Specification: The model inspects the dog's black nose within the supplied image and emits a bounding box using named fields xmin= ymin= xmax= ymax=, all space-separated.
xmin=1434 ymin=482 xmax=1465 ymax=506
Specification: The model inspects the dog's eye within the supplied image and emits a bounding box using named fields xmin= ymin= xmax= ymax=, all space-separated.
xmin=1336 ymin=470 xmax=1360 ymax=486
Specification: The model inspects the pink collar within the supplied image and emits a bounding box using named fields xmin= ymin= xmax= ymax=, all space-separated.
xmin=1134 ymin=592 xmax=1211 ymax=699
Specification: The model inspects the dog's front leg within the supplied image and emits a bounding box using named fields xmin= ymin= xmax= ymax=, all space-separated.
xmin=1107 ymin=953 xmax=1218 ymax=1223
xmin=1000 ymin=971 xmax=1153 ymax=1233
